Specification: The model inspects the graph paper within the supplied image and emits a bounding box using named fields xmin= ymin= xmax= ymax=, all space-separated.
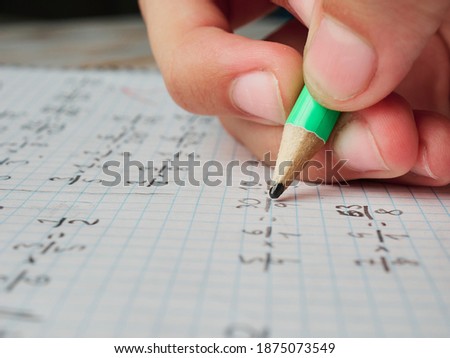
xmin=0 ymin=67 xmax=449 ymax=337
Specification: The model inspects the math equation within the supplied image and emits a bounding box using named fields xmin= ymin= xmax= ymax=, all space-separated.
xmin=1 ymin=67 xmax=449 ymax=338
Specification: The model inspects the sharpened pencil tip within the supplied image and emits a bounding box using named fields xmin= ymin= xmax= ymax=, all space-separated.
xmin=269 ymin=183 xmax=286 ymax=199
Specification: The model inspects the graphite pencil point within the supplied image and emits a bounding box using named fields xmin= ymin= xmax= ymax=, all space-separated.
xmin=269 ymin=183 xmax=286 ymax=199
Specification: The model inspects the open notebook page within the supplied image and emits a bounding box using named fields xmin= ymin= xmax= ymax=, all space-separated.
xmin=0 ymin=67 xmax=449 ymax=337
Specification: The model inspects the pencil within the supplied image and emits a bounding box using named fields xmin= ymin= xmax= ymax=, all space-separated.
xmin=269 ymin=86 xmax=341 ymax=199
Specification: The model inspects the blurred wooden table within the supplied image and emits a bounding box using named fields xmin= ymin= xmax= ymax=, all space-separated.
xmin=0 ymin=15 xmax=284 ymax=69
xmin=0 ymin=16 xmax=155 ymax=68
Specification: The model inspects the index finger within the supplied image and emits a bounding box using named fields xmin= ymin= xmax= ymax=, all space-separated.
xmin=139 ymin=0 xmax=303 ymax=124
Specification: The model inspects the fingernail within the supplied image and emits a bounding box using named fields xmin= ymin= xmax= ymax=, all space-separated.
xmin=333 ymin=118 xmax=389 ymax=172
xmin=304 ymin=16 xmax=377 ymax=101
xmin=289 ymin=0 xmax=315 ymax=27
xmin=410 ymin=147 xmax=438 ymax=179
xmin=231 ymin=71 xmax=286 ymax=125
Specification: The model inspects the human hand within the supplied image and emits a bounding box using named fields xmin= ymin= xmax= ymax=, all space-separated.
xmin=139 ymin=0 xmax=450 ymax=186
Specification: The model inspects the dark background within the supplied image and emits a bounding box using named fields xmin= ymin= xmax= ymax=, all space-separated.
xmin=0 ymin=1 xmax=289 ymax=20
xmin=0 ymin=0 xmax=139 ymax=19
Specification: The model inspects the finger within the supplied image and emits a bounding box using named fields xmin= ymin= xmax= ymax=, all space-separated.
xmin=140 ymin=0 xmax=303 ymax=125
xmin=271 ymin=0 xmax=314 ymax=27
xmin=386 ymin=110 xmax=450 ymax=186
xmin=274 ymin=0 xmax=450 ymax=112
xmin=140 ymin=0 xmax=275 ymax=30
xmin=221 ymin=93 xmax=421 ymax=183
xmin=395 ymin=31 xmax=450 ymax=117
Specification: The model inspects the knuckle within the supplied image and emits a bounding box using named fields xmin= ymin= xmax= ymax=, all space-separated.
xmin=163 ymin=50 xmax=199 ymax=114
xmin=160 ymin=32 xmax=216 ymax=115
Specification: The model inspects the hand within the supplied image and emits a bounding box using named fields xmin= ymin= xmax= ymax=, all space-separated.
xmin=139 ymin=0 xmax=450 ymax=186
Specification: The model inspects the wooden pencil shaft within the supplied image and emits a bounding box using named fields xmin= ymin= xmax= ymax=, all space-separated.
xmin=272 ymin=125 xmax=325 ymax=188
xmin=270 ymin=86 xmax=340 ymax=195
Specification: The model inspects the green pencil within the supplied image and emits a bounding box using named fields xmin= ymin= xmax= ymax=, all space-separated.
xmin=269 ymin=86 xmax=341 ymax=199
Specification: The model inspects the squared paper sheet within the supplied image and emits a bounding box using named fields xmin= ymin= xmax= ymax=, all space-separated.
xmin=0 ymin=67 xmax=449 ymax=337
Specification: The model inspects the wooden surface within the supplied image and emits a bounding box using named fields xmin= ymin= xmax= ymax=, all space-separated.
xmin=0 ymin=16 xmax=155 ymax=69
xmin=0 ymin=15 xmax=284 ymax=69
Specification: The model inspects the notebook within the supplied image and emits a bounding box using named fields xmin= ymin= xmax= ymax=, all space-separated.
xmin=1 ymin=67 xmax=449 ymax=337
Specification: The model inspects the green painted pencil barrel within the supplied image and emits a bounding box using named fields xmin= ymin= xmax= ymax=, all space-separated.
xmin=285 ymin=86 xmax=340 ymax=142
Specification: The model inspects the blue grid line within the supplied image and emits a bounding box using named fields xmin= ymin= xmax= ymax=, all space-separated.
xmin=0 ymin=70 xmax=117 ymax=252
xmin=38 ymin=71 xmax=150 ymax=336
xmin=0 ymin=68 xmax=103 ymax=198
xmin=361 ymin=182 xmax=419 ymax=336
xmin=112 ymin=116 xmax=224 ymax=336
xmin=64 ymin=74 xmax=176 ymax=337
xmin=189 ymin=128 xmax=232 ymax=337
xmin=150 ymin=118 xmax=217 ymax=337
xmin=316 ymin=185 xmax=346 ymax=336
xmin=265 ymin=184 xmax=274 ymax=335
xmin=227 ymin=144 xmax=254 ymax=337
xmin=39 ymin=72 xmax=155 ymax=336
xmin=402 ymin=185 xmax=450 ymax=332
xmin=337 ymin=182 xmax=383 ymax=336
xmin=0 ymin=69 xmax=58 ymax=199
xmin=0 ymin=68 xmax=55 ymax=138
xmin=19 ymin=70 xmax=164 ymax=335
xmin=108 ymin=120 xmax=187 ymax=336
xmin=430 ymin=187 xmax=450 ymax=217
xmin=293 ymin=187 xmax=310 ymax=336
xmin=0 ymin=67 xmax=132 ymax=336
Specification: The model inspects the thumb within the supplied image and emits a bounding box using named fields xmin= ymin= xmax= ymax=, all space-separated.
xmin=288 ymin=0 xmax=450 ymax=111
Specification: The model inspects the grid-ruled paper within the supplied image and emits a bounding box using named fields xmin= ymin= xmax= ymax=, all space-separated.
xmin=0 ymin=67 xmax=449 ymax=337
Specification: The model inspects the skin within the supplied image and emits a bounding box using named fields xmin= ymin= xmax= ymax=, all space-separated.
xmin=139 ymin=0 xmax=450 ymax=186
